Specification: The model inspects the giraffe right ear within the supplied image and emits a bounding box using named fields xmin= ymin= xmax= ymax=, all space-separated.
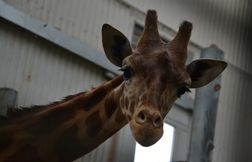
xmin=187 ymin=59 xmax=227 ymax=88
xmin=102 ymin=24 xmax=132 ymax=67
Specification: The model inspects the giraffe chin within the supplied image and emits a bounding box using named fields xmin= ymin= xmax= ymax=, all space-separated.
xmin=129 ymin=120 xmax=164 ymax=147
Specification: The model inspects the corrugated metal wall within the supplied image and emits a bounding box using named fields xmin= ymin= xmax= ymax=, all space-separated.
xmin=215 ymin=65 xmax=252 ymax=162
xmin=1 ymin=0 xmax=252 ymax=161
xmin=0 ymin=19 xmax=104 ymax=107
xmin=2 ymin=0 xmax=135 ymax=55
xmin=165 ymin=104 xmax=192 ymax=161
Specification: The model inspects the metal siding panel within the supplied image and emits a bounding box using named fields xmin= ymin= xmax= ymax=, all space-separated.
xmin=166 ymin=105 xmax=192 ymax=161
xmin=3 ymin=0 xmax=135 ymax=54
xmin=172 ymin=129 xmax=190 ymax=161
xmin=0 ymin=20 xmax=105 ymax=105
xmin=113 ymin=125 xmax=136 ymax=162
xmin=213 ymin=65 xmax=252 ymax=162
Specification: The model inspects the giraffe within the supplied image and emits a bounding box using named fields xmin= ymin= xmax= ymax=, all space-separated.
xmin=0 ymin=10 xmax=227 ymax=162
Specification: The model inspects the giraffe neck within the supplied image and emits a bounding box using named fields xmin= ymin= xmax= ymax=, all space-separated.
xmin=0 ymin=76 xmax=127 ymax=162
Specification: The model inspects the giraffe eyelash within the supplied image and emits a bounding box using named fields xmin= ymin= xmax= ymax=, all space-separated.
xmin=119 ymin=67 xmax=134 ymax=81
xmin=177 ymin=86 xmax=191 ymax=98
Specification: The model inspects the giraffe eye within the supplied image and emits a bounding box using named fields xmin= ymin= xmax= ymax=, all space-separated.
xmin=177 ymin=86 xmax=191 ymax=98
xmin=119 ymin=67 xmax=133 ymax=80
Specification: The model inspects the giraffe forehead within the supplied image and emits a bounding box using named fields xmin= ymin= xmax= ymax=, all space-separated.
xmin=128 ymin=51 xmax=190 ymax=86
xmin=126 ymin=51 xmax=171 ymax=71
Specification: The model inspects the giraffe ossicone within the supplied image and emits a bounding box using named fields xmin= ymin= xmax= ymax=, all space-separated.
xmin=0 ymin=10 xmax=227 ymax=162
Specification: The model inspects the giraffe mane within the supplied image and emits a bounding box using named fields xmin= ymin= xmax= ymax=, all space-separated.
xmin=0 ymin=76 xmax=123 ymax=125
xmin=0 ymin=91 xmax=87 ymax=123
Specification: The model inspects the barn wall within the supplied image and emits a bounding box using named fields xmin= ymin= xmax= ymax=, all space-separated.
xmin=0 ymin=19 xmax=105 ymax=107
xmin=166 ymin=105 xmax=192 ymax=161
xmin=1 ymin=0 xmax=251 ymax=162
xmin=2 ymin=0 xmax=135 ymax=55
xmin=215 ymin=65 xmax=252 ymax=162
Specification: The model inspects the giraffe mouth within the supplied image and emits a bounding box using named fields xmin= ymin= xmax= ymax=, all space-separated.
xmin=129 ymin=119 xmax=163 ymax=147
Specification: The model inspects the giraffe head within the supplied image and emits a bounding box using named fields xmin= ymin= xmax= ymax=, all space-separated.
xmin=102 ymin=10 xmax=226 ymax=146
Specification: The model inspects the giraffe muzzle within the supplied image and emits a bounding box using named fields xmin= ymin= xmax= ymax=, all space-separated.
xmin=135 ymin=109 xmax=163 ymax=128
xmin=129 ymin=107 xmax=164 ymax=146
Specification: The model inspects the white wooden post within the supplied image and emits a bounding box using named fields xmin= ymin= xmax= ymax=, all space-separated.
xmin=188 ymin=45 xmax=224 ymax=162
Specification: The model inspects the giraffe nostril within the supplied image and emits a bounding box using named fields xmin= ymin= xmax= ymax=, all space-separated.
xmin=136 ymin=111 xmax=146 ymax=124
xmin=135 ymin=110 xmax=163 ymax=127
xmin=153 ymin=115 xmax=163 ymax=128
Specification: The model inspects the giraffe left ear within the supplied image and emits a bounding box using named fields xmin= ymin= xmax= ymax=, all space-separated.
xmin=187 ymin=59 xmax=227 ymax=88
xmin=102 ymin=24 xmax=132 ymax=67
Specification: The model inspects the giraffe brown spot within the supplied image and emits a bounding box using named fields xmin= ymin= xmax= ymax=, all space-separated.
xmin=0 ymin=133 xmax=12 ymax=153
xmin=83 ymin=87 xmax=107 ymax=111
xmin=28 ymin=106 xmax=77 ymax=134
xmin=109 ymin=75 xmax=123 ymax=88
xmin=5 ymin=144 xmax=42 ymax=162
xmin=115 ymin=109 xmax=126 ymax=123
xmin=55 ymin=124 xmax=87 ymax=162
xmin=85 ymin=111 xmax=103 ymax=137
xmin=104 ymin=97 xmax=117 ymax=118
